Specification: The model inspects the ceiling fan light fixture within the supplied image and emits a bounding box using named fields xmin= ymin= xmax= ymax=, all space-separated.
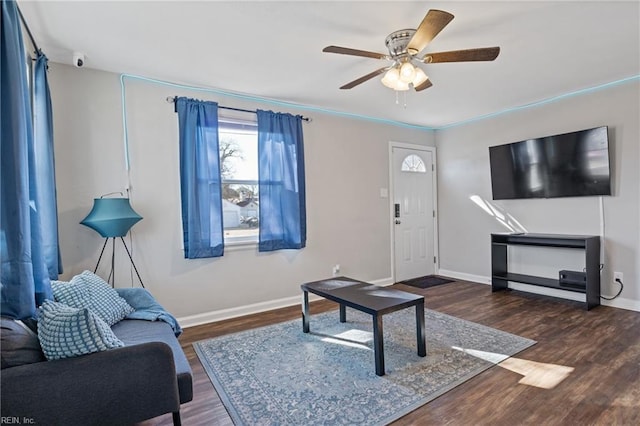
xmin=323 ymin=9 xmax=501 ymax=94
xmin=399 ymin=62 xmax=416 ymax=83
xmin=381 ymin=64 xmax=413 ymax=91
xmin=381 ymin=67 xmax=400 ymax=88
xmin=412 ymin=67 xmax=428 ymax=87
xmin=393 ymin=79 xmax=410 ymax=91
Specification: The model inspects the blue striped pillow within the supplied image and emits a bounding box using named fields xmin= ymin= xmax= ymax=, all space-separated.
xmin=51 ymin=271 xmax=134 ymax=326
xmin=37 ymin=300 xmax=124 ymax=361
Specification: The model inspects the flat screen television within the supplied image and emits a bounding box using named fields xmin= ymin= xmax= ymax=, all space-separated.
xmin=489 ymin=126 xmax=611 ymax=200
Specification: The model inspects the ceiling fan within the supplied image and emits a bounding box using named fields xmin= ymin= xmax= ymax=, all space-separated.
xmin=322 ymin=9 xmax=500 ymax=92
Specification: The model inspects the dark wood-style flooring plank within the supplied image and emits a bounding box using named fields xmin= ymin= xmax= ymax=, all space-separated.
xmin=140 ymin=280 xmax=640 ymax=426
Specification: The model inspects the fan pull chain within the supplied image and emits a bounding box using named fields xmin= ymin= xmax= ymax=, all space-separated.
xmin=394 ymin=91 xmax=408 ymax=108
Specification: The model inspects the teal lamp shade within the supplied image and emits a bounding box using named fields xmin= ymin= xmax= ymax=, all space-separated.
xmin=80 ymin=198 xmax=142 ymax=238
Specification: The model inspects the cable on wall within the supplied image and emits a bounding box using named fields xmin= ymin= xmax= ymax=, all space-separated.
xmin=601 ymin=277 xmax=623 ymax=300
xmin=599 ymin=195 xmax=607 ymax=292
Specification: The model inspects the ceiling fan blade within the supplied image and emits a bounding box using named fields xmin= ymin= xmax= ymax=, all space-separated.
xmin=414 ymin=78 xmax=433 ymax=92
xmin=422 ymin=47 xmax=500 ymax=63
xmin=340 ymin=67 xmax=388 ymax=89
xmin=407 ymin=9 xmax=455 ymax=54
xmin=323 ymin=45 xmax=388 ymax=60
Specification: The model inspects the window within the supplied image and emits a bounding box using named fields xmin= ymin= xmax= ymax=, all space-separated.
xmin=401 ymin=154 xmax=427 ymax=173
xmin=177 ymin=100 xmax=306 ymax=256
xmin=219 ymin=117 xmax=259 ymax=244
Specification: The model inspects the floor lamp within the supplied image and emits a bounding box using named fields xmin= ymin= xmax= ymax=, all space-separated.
xmin=80 ymin=196 xmax=145 ymax=287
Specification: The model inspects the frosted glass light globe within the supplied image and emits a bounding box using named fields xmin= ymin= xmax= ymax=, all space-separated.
xmin=386 ymin=67 xmax=400 ymax=82
xmin=399 ymin=62 xmax=416 ymax=83
xmin=394 ymin=80 xmax=410 ymax=91
xmin=381 ymin=67 xmax=400 ymax=88
xmin=412 ymin=67 xmax=428 ymax=87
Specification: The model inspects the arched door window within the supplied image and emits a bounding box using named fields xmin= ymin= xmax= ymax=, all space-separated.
xmin=401 ymin=154 xmax=427 ymax=173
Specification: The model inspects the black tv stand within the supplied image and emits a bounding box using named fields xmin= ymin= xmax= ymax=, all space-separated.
xmin=491 ymin=233 xmax=600 ymax=310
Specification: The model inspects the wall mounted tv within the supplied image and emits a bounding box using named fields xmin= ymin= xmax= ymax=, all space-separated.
xmin=489 ymin=126 xmax=611 ymax=200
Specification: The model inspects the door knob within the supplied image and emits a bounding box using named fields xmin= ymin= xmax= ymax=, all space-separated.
xmin=395 ymin=219 xmax=401 ymax=225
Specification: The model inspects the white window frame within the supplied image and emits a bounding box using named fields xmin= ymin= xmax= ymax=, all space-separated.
xmin=218 ymin=114 xmax=259 ymax=246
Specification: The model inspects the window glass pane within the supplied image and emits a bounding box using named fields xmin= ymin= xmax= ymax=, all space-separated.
xmin=401 ymin=154 xmax=427 ymax=173
xmin=220 ymin=126 xmax=258 ymax=181
xmin=219 ymin=122 xmax=259 ymax=241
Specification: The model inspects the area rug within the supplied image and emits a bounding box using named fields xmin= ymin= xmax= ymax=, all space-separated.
xmin=399 ymin=275 xmax=455 ymax=288
xmin=194 ymin=308 xmax=535 ymax=425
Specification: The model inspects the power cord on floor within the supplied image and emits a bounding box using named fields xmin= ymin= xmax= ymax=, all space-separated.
xmin=601 ymin=278 xmax=624 ymax=300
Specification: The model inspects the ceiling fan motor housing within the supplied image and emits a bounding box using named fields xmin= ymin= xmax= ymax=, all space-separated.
xmin=385 ymin=29 xmax=417 ymax=60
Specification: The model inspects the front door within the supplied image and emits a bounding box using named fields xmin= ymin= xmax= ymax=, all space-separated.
xmin=392 ymin=145 xmax=436 ymax=282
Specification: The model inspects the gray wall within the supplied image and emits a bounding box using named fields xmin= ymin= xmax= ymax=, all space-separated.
xmin=49 ymin=64 xmax=434 ymax=322
xmin=49 ymin=63 xmax=639 ymax=318
xmin=436 ymin=80 xmax=640 ymax=310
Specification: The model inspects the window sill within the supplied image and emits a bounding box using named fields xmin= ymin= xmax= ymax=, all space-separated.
xmin=224 ymin=239 xmax=258 ymax=252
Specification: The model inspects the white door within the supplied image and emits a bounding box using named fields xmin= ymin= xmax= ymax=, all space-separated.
xmin=392 ymin=146 xmax=436 ymax=282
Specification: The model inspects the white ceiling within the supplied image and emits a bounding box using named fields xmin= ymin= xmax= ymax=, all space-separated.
xmin=19 ymin=1 xmax=640 ymax=128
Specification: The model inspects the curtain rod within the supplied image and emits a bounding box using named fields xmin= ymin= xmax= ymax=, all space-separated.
xmin=17 ymin=5 xmax=41 ymax=54
xmin=166 ymin=96 xmax=310 ymax=122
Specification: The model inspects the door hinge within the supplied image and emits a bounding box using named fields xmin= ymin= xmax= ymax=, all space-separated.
xmin=432 ymin=164 xmax=434 ymax=172
xmin=433 ymin=210 xmax=436 ymax=218
xmin=434 ymin=256 xmax=437 ymax=263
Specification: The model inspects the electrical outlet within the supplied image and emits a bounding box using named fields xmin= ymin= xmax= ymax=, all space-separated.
xmin=614 ymin=272 xmax=623 ymax=283
xmin=332 ymin=264 xmax=340 ymax=276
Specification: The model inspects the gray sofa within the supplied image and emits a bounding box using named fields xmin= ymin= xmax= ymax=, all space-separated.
xmin=1 ymin=317 xmax=193 ymax=426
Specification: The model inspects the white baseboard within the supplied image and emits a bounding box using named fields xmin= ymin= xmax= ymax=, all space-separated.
xmin=437 ymin=269 xmax=490 ymax=285
xmin=371 ymin=276 xmax=395 ymax=287
xmin=178 ymin=295 xmax=304 ymax=328
xmin=178 ymin=276 xmax=396 ymax=328
xmin=601 ymin=297 xmax=640 ymax=312
xmin=436 ymin=268 xmax=639 ymax=313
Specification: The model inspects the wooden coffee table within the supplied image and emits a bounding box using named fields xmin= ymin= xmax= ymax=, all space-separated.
xmin=301 ymin=276 xmax=426 ymax=376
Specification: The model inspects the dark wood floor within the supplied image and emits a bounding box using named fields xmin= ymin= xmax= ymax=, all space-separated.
xmin=143 ymin=280 xmax=640 ymax=426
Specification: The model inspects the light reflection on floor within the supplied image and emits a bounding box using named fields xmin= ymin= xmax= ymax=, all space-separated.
xmin=452 ymin=346 xmax=574 ymax=389
xmin=320 ymin=334 xmax=574 ymax=389
xmin=499 ymin=357 xmax=575 ymax=389
xmin=320 ymin=329 xmax=373 ymax=350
